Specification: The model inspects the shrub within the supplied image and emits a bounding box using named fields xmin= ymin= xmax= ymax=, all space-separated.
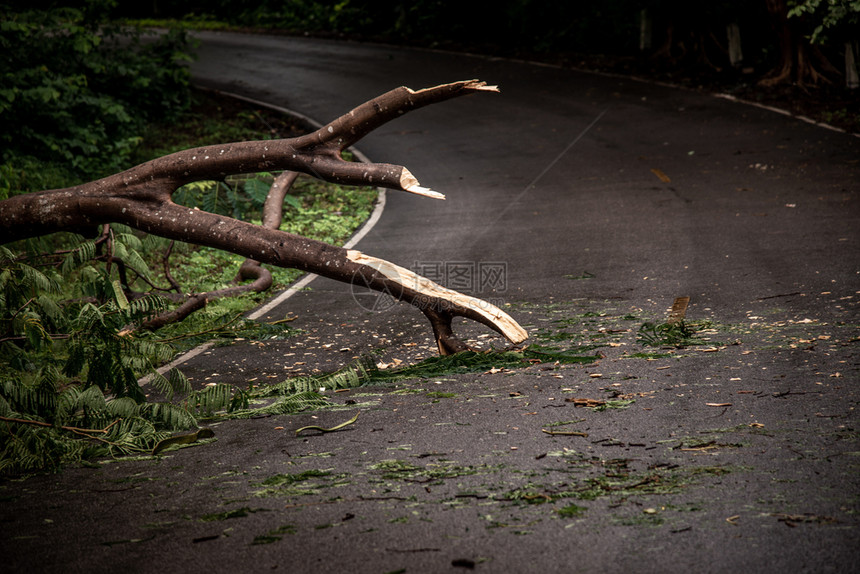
xmin=0 ymin=4 xmax=194 ymax=193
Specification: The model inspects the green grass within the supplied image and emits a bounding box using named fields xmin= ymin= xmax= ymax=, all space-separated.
xmin=636 ymin=320 xmax=706 ymax=348
xmin=251 ymin=524 xmax=297 ymax=545
xmin=252 ymin=469 xmax=349 ymax=498
xmin=557 ymin=503 xmax=588 ymax=518
xmin=130 ymin=89 xmax=378 ymax=310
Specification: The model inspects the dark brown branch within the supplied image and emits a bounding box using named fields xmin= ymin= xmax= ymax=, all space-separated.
xmin=140 ymin=262 xmax=273 ymax=331
xmin=0 ymin=80 xmax=526 ymax=353
xmin=162 ymin=241 xmax=182 ymax=293
xmin=140 ymin=294 xmax=208 ymax=330
xmin=0 ymin=80 xmax=497 ymax=243
xmin=142 ymin=172 xmax=297 ymax=329
xmin=0 ymin=415 xmax=119 ymax=437
xmin=262 ymin=171 xmax=299 ymax=230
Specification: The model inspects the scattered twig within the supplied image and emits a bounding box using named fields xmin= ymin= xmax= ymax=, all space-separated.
xmin=565 ymin=398 xmax=605 ymax=408
xmin=0 ymin=415 xmax=118 ymax=436
xmin=152 ymin=428 xmax=216 ymax=455
xmin=772 ymin=390 xmax=807 ymax=398
xmin=771 ymin=513 xmax=837 ymax=527
xmin=757 ymin=292 xmax=801 ymax=300
xmin=542 ymin=429 xmax=588 ymax=437
xmin=0 ymin=416 xmax=128 ymax=449
xmin=296 ymin=412 xmax=360 ymax=436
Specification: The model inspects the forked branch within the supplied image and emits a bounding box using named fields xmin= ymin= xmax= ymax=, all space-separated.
xmin=0 ymin=80 xmax=525 ymax=353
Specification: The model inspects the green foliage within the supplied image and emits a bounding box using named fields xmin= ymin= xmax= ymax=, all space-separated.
xmin=224 ymin=348 xmax=598 ymax=423
xmin=636 ymin=321 xmax=704 ymax=348
xmin=789 ymin=0 xmax=860 ymax=43
xmin=172 ymin=174 xmax=302 ymax=223
xmin=62 ymin=296 xmax=171 ymax=401
xmin=0 ymin=27 xmax=376 ymax=475
xmin=0 ymin=5 xmax=193 ymax=192
xmin=0 ymin=237 xmax=240 ymax=475
xmin=557 ymin=503 xmax=587 ymax=518
xmin=218 ymin=349 xmax=592 ymax=423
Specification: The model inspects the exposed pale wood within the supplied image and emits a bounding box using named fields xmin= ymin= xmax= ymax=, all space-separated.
xmin=0 ymin=79 xmax=525 ymax=354
xmin=347 ymin=249 xmax=528 ymax=347
xmin=399 ymin=168 xmax=445 ymax=200
xmin=667 ymin=296 xmax=691 ymax=324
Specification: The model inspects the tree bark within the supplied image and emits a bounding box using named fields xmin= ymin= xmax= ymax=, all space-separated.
xmin=0 ymin=80 xmax=526 ymax=353
xmin=760 ymin=0 xmax=835 ymax=86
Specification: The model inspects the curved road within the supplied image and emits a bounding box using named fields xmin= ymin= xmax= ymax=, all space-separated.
xmin=190 ymin=32 xmax=858 ymax=321
xmin=2 ymin=32 xmax=858 ymax=574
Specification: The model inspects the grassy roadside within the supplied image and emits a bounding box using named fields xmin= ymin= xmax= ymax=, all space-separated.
xmin=129 ymin=89 xmax=378 ymax=329
xmin=4 ymin=87 xmax=378 ymax=350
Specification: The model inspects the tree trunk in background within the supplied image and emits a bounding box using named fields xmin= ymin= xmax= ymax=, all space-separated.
xmin=846 ymin=42 xmax=859 ymax=89
xmin=727 ymin=22 xmax=743 ymax=67
xmin=761 ymin=0 xmax=833 ymax=86
xmin=640 ymin=9 xmax=652 ymax=52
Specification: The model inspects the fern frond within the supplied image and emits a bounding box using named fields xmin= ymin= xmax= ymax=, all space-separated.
xmin=199 ymin=181 xmax=221 ymax=213
xmin=123 ymin=247 xmax=152 ymax=281
xmin=141 ymin=233 xmax=170 ymax=252
xmin=0 ymin=393 xmax=13 ymax=417
xmin=21 ymin=314 xmax=51 ymax=350
xmin=111 ymin=279 xmax=129 ymax=310
xmin=106 ymin=396 xmax=140 ymax=419
xmin=243 ymin=177 xmax=271 ymax=207
xmin=228 ymin=391 xmax=330 ymax=419
xmin=35 ymin=294 xmax=66 ymax=331
xmin=0 ymin=378 xmax=56 ymax=419
xmin=142 ymin=402 xmax=198 ymax=431
xmin=60 ymin=239 xmax=96 ymax=275
xmin=184 ymin=383 xmax=233 ymax=417
xmin=148 ymin=371 xmax=174 ymax=402
xmin=114 ymin=231 xmax=143 ymax=251
xmin=78 ymin=384 xmax=108 ymax=415
xmin=266 ymin=356 xmax=376 ymax=396
xmin=0 ymin=246 xmax=15 ymax=266
xmin=102 ymin=416 xmax=169 ymax=456
xmin=168 ymin=368 xmax=191 ymax=396
xmin=19 ymin=263 xmax=60 ymax=294
xmin=33 ymin=365 xmax=60 ymax=395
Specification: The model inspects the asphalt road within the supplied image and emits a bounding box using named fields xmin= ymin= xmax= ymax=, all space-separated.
xmin=2 ymin=32 xmax=859 ymax=574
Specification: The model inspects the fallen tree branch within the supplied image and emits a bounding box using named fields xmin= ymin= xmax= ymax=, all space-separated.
xmin=0 ymin=80 xmax=526 ymax=353
xmin=140 ymin=171 xmax=297 ymax=329
xmin=0 ymin=415 xmax=120 ymax=437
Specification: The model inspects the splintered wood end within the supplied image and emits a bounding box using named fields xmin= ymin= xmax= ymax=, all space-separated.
xmin=470 ymin=82 xmax=500 ymax=92
xmin=346 ymin=250 xmax=528 ymax=344
xmin=406 ymin=80 xmax=500 ymax=96
xmin=400 ymin=168 xmax=445 ymax=200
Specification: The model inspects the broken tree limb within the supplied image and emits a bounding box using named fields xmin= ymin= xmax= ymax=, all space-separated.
xmin=261 ymin=171 xmax=300 ymax=230
xmin=0 ymin=80 xmax=526 ymax=353
xmin=0 ymin=80 xmax=499 ymax=242
xmin=347 ymin=250 xmax=527 ymax=353
xmin=144 ymin=171 xmax=301 ymax=329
